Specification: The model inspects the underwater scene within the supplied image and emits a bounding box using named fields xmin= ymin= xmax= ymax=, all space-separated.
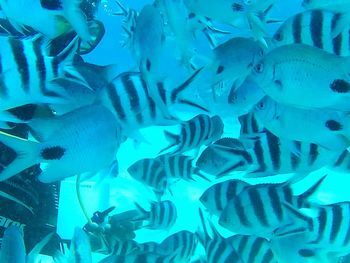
xmin=2 ymin=0 xmax=350 ymax=262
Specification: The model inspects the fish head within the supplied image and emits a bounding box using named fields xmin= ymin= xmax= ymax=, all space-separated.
xmin=253 ymin=96 xmax=278 ymax=123
xmin=229 ymin=77 xmax=266 ymax=115
xmin=127 ymin=160 xmax=143 ymax=178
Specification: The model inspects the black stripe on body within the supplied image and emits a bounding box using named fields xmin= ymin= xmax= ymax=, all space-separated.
xmin=312 ymin=208 xmax=327 ymax=244
xmin=262 ymin=250 xmax=274 ymax=263
xmin=237 ymin=235 xmax=248 ymax=252
xmin=121 ymin=74 xmax=142 ymax=124
xmin=157 ymin=82 xmax=167 ymax=105
xmin=9 ymin=38 xmax=30 ymax=92
xmin=333 ymin=151 xmax=347 ymax=166
xmin=253 ymin=140 xmax=266 ymax=172
xmin=310 ymin=10 xmax=324 ymax=48
xmin=330 ymin=205 xmax=343 ymax=243
xmin=107 ymin=82 xmax=126 ymax=122
xmin=0 ymin=54 xmax=7 ymax=96
xmin=308 ymin=144 xmax=319 ymax=165
xmin=32 ymin=37 xmax=47 ymax=95
xmin=266 ymin=132 xmax=281 ymax=171
xmin=234 ymin=198 xmax=251 ymax=227
xmin=332 ymin=13 xmax=343 ymax=55
xmin=291 ymin=141 xmax=302 ymax=170
xmin=292 ymin=13 xmax=302 ymax=43
xmin=268 ymin=187 xmax=283 ymax=221
xmin=141 ymin=77 xmax=157 ymax=120
xmin=247 ymin=238 xmax=263 ymax=263
xmin=249 ymin=188 xmax=268 ymax=226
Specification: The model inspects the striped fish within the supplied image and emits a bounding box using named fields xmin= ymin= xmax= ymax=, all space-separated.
xmin=228 ymin=235 xmax=278 ymax=263
xmin=127 ymin=158 xmax=169 ymax=197
xmin=160 ymin=114 xmax=224 ymax=155
xmin=156 ymin=153 xmax=208 ymax=182
xmin=219 ymin=176 xmax=326 ymax=238
xmin=159 ymin=230 xmax=198 ymax=262
xmin=111 ymin=239 xmax=140 ymax=256
xmin=196 ymin=138 xmax=252 ymax=177
xmin=0 ymin=34 xmax=78 ymax=123
xmin=134 ymin=200 xmax=177 ymax=230
xmin=99 ymin=252 xmax=179 ymax=263
xmin=199 ymin=179 xmax=250 ymax=216
xmin=198 ymin=209 xmax=243 ymax=263
xmin=69 ymin=227 xmax=92 ymax=263
xmin=98 ymin=68 xmax=207 ymax=139
xmin=273 ymin=9 xmax=350 ymax=56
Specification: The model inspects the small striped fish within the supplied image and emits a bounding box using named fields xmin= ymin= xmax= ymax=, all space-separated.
xmin=156 ymin=153 xmax=208 ymax=182
xmin=219 ymin=176 xmax=326 ymax=238
xmin=160 ymin=114 xmax=224 ymax=155
xmin=0 ymin=34 xmax=78 ymax=122
xmin=200 ymin=179 xmax=250 ymax=216
xmin=111 ymin=239 xmax=140 ymax=256
xmin=273 ymin=10 xmax=350 ymax=56
xmin=134 ymin=200 xmax=177 ymax=230
xmin=228 ymin=235 xmax=278 ymax=263
xmin=99 ymin=68 xmax=206 ymax=139
xmin=198 ymin=209 xmax=243 ymax=263
xmin=127 ymin=158 xmax=168 ymax=197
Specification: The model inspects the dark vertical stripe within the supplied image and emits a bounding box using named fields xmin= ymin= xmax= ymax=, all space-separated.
xmin=33 ymin=37 xmax=47 ymax=95
xmin=141 ymin=77 xmax=156 ymax=120
xmin=216 ymin=182 xmax=223 ymax=211
xmin=249 ymin=188 xmax=268 ymax=226
xmin=268 ymin=187 xmax=283 ymax=221
xmin=253 ymin=140 xmax=266 ymax=172
xmin=310 ymin=10 xmax=324 ymax=48
xmin=333 ymin=150 xmax=348 ymax=167
xmin=237 ymin=235 xmax=248 ymax=253
xmin=121 ymin=74 xmax=142 ymax=123
xmin=157 ymin=82 xmax=167 ymax=104
xmin=266 ymin=132 xmax=281 ymax=171
xmin=226 ymin=181 xmax=238 ymax=201
xmin=0 ymin=53 xmax=7 ymax=96
xmin=330 ymin=205 xmax=343 ymax=243
xmin=308 ymin=144 xmax=319 ymax=165
xmin=262 ymin=249 xmax=274 ymax=263
xmin=247 ymin=238 xmax=263 ymax=263
xmin=188 ymin=120 xmax=197 ymax=149
xmin=251 ymin=115 xmax=259 ymax=133
xmin=283 ymin=187 xmax=293 ymax=205
xmin=234 ymin=198 xmax=251 ymax=226
xmin=343 ymin=220 xmax=350 ymax=246
xmin=313 ymin=208 xmax=327 ymax=243
xmin=331 ymin=13 xmax=342 ymax=55
xmin=9 ymin=38 xmax=30 ymax=92
xmin=292 ymin=13 xmax=302 ymax=43
xmin=107 ymin=82 xmax=126 ymax=121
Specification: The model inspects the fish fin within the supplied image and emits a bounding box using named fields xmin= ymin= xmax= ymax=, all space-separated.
xmin=177 ymin=99 xmax=210 ymax=113
xmin=133 ymin=202 xmax=150 ymax=220
xmin=296 ymin=174 xmax=327 ymax=204
xmin=194 ymin=169 xmax=211 ymax=181
xmin=38 ymin=164 xmax=74 ymax=183
xmin=62 ymin=0 xmax=91 ymax=42
xmin=159 ymin=130 xmax=180 ymax=154
xmin=331 ymin=13 xmax=350 ymax=39
xmin=27 ymin=232 xmax=55 ymax=263
xmin=48 ymin=32 xmax=79 ymax=64
xmin=0 ymin=131 xmax=40 ymax=181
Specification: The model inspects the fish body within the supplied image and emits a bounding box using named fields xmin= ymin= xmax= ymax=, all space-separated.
xmin=273 ymin=10 xmax=350 ymax=56
xmin=0 ymin=105 xmax=121 ymax=182
xmin=254 ymin=96 xmax=350 ymax=151
xmin=0 ymin=0 xmax=92 ymax=42
xmin=69 ymin=227 xmax=92 ymax=263
xmin=248 ymin=44 xmax=350 ymax=111
xmin=160 ymin=114 xmax=224 ymax=155
xmin=0 ymin=226 xmax=26 ymax=263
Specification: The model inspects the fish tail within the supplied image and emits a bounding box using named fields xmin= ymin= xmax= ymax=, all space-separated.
xmin=62 ymin=0 xmax=91 ymax=42
xmin=159 ymin=131 xmax=180 ymax=154
xmin=0 ymin=131 xmax=40 ymax=181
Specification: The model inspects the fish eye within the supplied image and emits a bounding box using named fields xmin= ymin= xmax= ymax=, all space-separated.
xmin=257 ymin=101 xmax=265 ymax=110
xmin=258 ymin=48 xmax=264 ymax=57
xmin=254 ymin=63 xmax=264 ymax=73
xmin=274 ymin=32 xmax=283 ymax=42
xmin=244 ymin=0 xmax=252 ymax=5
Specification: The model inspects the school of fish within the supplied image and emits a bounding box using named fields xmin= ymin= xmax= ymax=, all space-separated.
xmin=2 ymin=0 xmax=350 ymax=262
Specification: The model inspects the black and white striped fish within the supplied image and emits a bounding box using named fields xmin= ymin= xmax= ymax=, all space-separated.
xmin=200 ymin=179 xmax=250 ymax=216
xmin=156 ymin=153 xmax=208 ymax=182
xmin=160 ymin=114 xmax=224 ymax=155
xmin=196 ymin=138 xmax=252 ymax=177
xmin=273 ymin=9 xmax=350 ymax=56
xmin=0 ymin=34 xmax=78 ymax=123
xmin=127 ymin=158 xmax=168 ymax=197
xmin=111 ymin=239 xmax=141 ymax=256
xmin=99 ymin=251 xmax=178 ymax=263
xmin=198 ymin=209 xmax=243 ymax=263
xmin=98 ymin=68 xmax=207 ymax=139
xmin=219 ymin=176 xmax=326 ymax=238
xmin=134 ymin=200 xmax=177 ymax=230
xmin=228 ymin=235 xmax=278 ymax=263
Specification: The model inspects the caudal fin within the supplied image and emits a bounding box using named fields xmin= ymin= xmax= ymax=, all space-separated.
xmin=0 ymin=131 xmax=40 ymax=181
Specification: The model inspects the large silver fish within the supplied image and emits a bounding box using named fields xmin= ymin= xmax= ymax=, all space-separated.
xmin=0 ymin=105 xmax=122 ymax=182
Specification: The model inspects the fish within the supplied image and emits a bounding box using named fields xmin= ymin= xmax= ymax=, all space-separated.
xmin=245 ymin=44 xmax=350 ymax=111
xmin=99 ymin=251 xmax=179 ymax=263
xmin=219 ymin=175 xmax=326 ymax=238
xmin=156 ymin=153 xmax=208 ymax=182
xmin=0 ymin=105 xmax=122 ymax=182
xmin=98 ymin=68 xmax=207 ymax=140
xmin=207 ymin=37 xmax=265 ymax=98
xmin=0 ymin=34 xmax=79 ymax=124
xmin=68 ymin=227 xmax=92 ymax=263
xmin=127 ymin=158 xmax=169 ymax=197
xmin=199 ymin=179 xmax=251 ymax=216
xmin=160 ymin=114 xmax=224 ymax=155
xmin=0 ymin=0 xmax=93 ymax=42
xmin=198 ymin=209 xmax=244 ymax=263
xmin=0 ymin=226 xmax=26 ymax=263
xmin=254 ymin=96 xmax=350 ymax=151
xmin=272 ymin=9 xmax=350 ymax=56
xmin=228 ymin=235 xmax=278 ymax=263
xmin=133 ymin=200 xmax=177 ymax=230
xmin=196 ymin=137 xmax=253 ymax=177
